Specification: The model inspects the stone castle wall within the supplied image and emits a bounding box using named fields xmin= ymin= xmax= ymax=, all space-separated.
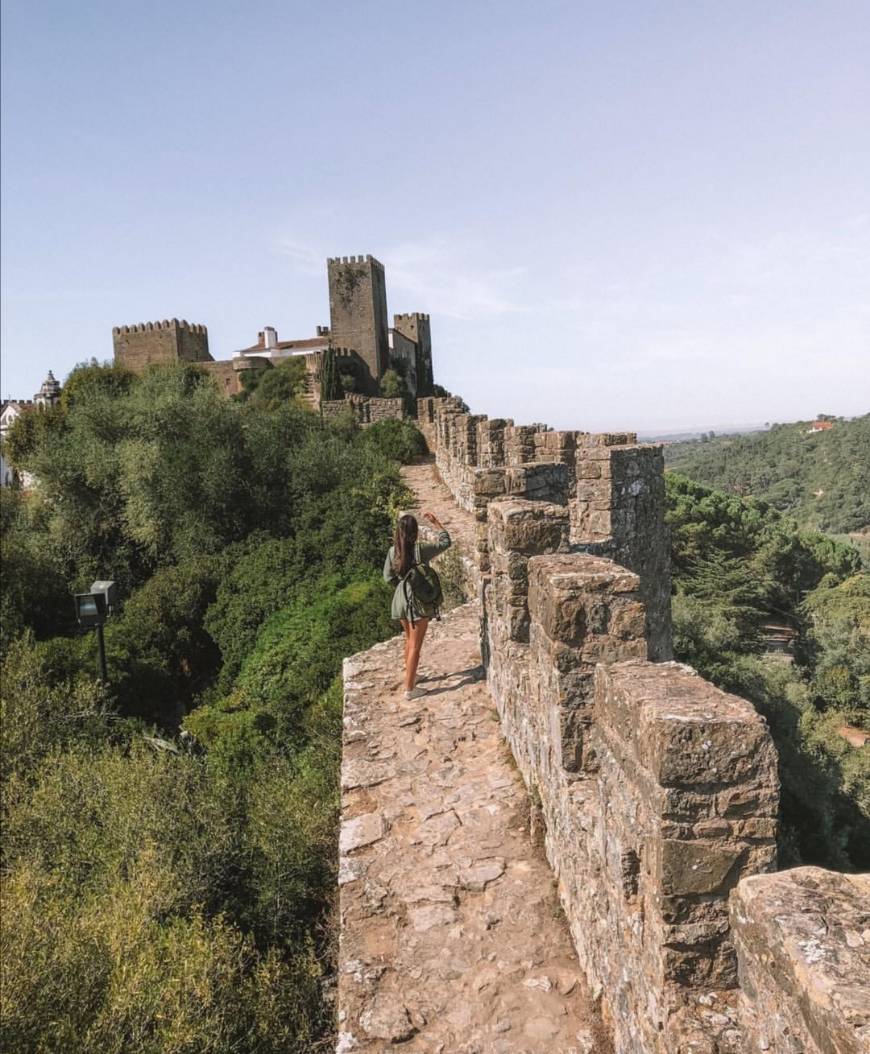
xmin=112 ymin=319 xmax=211 ymax=371
xmin=201 ymin=359 xmax=243 ymax=396
xmin=413 ymin=395 xmax=868 ymax=1054
xmin=321 ymin=392 xmax=405 ymax=426
xmin=417 ymin=396 xmax=672 ymax=660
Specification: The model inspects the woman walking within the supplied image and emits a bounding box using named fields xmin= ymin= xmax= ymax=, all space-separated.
xmin=383 ymin=511 xmax=451 ymax=700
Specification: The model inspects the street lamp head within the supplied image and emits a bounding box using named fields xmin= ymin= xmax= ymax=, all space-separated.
xmin=90 ymin=580 xmax=118 ymax=612
xmin=75 ymin=591 xmax=107 ymax=627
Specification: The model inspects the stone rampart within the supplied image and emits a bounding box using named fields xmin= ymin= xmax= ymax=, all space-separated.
xmin=731 ymin=867 xmax=870 ymax=1053
xmin=484 ymin=500 xmax=780 ymax=1051
xmin=404 ymin=395 xmax=867 ymax=1053
xmin=321 ymin=393 xmax=405 ymax=426
xmin=417 ymin=397 xmax=672 ymax=660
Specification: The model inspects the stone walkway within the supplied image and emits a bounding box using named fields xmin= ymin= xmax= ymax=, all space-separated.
xmin=399 ymin=459 xmax=481 ymax=596
xmin=337 ymin=463 xmax=607 ymax=1053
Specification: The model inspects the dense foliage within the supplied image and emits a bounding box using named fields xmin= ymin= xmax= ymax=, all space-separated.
xmin=667 ymin=473 xmax=870 ymax=869
xmin=235 ymin=357 xmax=308 ymax=407
xmin=0 ymin=363 xmax=425 ymax=1052
xmin=664 ymin=413 xmax=870 ymax=536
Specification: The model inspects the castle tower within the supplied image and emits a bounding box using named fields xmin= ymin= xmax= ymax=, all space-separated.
xmin=393 ymin=312 xmax=434 ymax=396
xmin=112 ymin=319 xmax=212 ymax=372
xmin=34 ymin=370 xmax=61 ymax=408
xmin=327 ymin=255 xmax=389 ymax=393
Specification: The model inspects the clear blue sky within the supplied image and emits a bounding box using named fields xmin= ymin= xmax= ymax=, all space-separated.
xmin=2 ymin=0 xmax=868 ymax=431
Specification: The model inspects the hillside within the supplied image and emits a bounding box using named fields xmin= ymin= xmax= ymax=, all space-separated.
xmin=663 ymin=413 xmax=870 ymax=537
xmin=0 ymin=361 xmax=426 ymax=1052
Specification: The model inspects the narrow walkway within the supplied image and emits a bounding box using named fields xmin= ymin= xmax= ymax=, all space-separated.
xmin=400 ymin=459 xmax=478 ymax=563
xmin=337 ymin=465 xmax=606 ymax=1053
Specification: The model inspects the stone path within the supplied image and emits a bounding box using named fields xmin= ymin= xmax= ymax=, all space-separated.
xmin=337 ymin=463 xmax=607 ymax=1053
xmin=400 ymin=460 xmax=478 ymax=556
xmin=399 ymin=459 xmax=481 ymax=596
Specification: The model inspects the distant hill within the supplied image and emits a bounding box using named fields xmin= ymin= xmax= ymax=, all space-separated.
xmin=663 ymin=414 xmax=870 ymax=536
xmin=640 ymin=423 xmax=767 ymax=443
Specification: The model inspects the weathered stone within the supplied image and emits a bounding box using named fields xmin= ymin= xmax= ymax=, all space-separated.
xmin=459 ymin=858 xmax=506 ymax=891
xmin=731 ymin=868 xmax=870 ymax=1053
xmin=359 ymin=994 xmax=416 ymax=1041
xmin=660 ymin=839 xmax=745 ymax=895
xmin=340 ymin=812 xmax=385 ymax=853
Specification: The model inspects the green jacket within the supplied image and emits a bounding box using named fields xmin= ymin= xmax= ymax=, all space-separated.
xmin=383 ymin=529 xmax=451 ymax=620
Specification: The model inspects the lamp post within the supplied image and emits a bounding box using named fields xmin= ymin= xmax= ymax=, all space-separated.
xmin=74 ymin=580 xmax=116 ymax=683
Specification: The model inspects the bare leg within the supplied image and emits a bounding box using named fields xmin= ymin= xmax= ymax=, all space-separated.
xmin=400 ymin=619 xmax=411 ymax=682
xmin=405 ymin=618 xmax=430 ymax=691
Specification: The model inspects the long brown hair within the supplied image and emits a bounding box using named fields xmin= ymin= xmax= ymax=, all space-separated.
xmin=393 ymin=514 xmax=419 ymax=577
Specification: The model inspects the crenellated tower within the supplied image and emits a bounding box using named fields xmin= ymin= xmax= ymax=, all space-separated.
xmin=393 ymin=312 xmax=433 ymax=396
xmin=327 ymin=255 xmax=389 ymax=393
xmin=112 ymin=319 xmax=212 ymax=372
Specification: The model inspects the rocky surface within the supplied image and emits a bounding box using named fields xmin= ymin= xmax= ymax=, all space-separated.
xmin=731 ymin=867 xmax=870 ymax=1053
xmin=338 ymin=602 xmax=608 ymax=1053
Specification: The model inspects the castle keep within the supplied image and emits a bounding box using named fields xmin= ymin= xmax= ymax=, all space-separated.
xmin=112 ymin=255 xmax=434 ymax=404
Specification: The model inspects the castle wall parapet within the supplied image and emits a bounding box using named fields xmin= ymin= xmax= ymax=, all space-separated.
xmin=483 ymin=504 xmax=780 ymax=1051
xmin=321 ymin=393 xmax=404 ymax=426
xmin=418 ymin=396 xmax=672 ymax=659
xmin=730 ymin=867 xmax=870 ymax=1052
xmin=402 ymin=393 xmax=867 ymax=1052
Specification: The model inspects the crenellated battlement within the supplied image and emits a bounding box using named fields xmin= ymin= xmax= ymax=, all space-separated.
xmin=112 ymin=319 xmax=208 ymax=335
xmin=347 ymin=394 xmax=869 ymax=1054
xmin=393 ymin=311 xmax=430 ymax=322
xmin=112 ymin=317 xmax=212 ymax=371
xmin=416 ymin=396 xmax=672 ymax=657
xmin=327 ymin=253 xmax=384 ymax=269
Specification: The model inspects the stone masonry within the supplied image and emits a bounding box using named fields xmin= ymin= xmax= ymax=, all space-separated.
xmin=321 ymin=393 xmax=405 ymax=426
xmin=483 ymin=499 xmax=780 ymax=1052
xmin=328 ymin=255 xmax=391 ymax=393
xmin=731 ymin=867 xmax=870 ymax=1053
xmin=417 ymin=396 xmax=672 ymax=660
xmin=338 ymin=398 xmax=869 ymax=1053
xmin=112 ymin=319 xmax=211 ymax=371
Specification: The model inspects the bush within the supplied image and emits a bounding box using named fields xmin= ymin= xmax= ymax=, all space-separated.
xmin=0 ymin=361 xmax=417 ymax=1050
xmin=242 ymin=680 xmax=343 ymax=946
xmin=190 ymin=576 xmax=393 ymax=754
xmin=361 ymin=418 xmax=426 ymax=465
xmin=0 ymin=489 xmax=76 ymax=655
xmin=0 ymin=634 xmax=113 ymax=784
xmin=105 ymin=556 xmax=224 ymax=725
xmin=0 ymin=860 xmax=325 ymax=1054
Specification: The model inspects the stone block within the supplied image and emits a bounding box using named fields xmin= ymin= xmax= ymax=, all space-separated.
xmin=594 ymin=661 xmax=778 ymax=791
xmin=473 ymin=467 xmax=507 ymax=498
xmin=487 ymin=499 xmax=569 ymax=555
xmin=731 ymin=868 xmax=870 ymax=1053
xmin=528 ymin=554 xmax=643 ymax=647
xmin=660 ymin=839 xmax=746 ymax=896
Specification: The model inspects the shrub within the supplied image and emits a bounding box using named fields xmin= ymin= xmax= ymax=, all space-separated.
xmin=0 ymin=634 xmax=112 ymax=784
xmin=0 ymin=860 xmax=325 ymax=1054
xmin=361 ymin=418 xmax=426 ymax=465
